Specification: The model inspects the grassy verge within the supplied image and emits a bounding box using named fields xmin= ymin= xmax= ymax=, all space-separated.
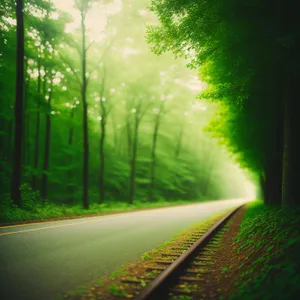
xmin=0 ymin=198 xmax=214 ymax=225
xmin=229 ymin=200 xmax=300 ymax=299
xmin=0 ymin=185 xmax=215 ymax=225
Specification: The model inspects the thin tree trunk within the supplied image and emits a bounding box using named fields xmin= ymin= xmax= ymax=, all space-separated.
xmin=23 ymin=74 xmax=30 ymax=166
xmin=41 ymin=78 xmax=53 ymax=199
xmin=175 ymin=127 xmax=184 ymax=158
xmin=7 ymin=119 xmax=13 ymax=162
xmin=99 ymin=72 xmax=106 ymax=204
xmin=281 ymin=72 xmax=299 ymax=206
xmin=11 ymin=0 xmax=24 ymax=208
xmin=148 ymin=114 xmax=160 ymax=201
xmin=110 ymin=112 xmax=118 ymax=150
xmin=99 ymin=116 xmax=106 ymax=204
xmin=202 ymin=168 xmax=212 ymax=197
xmin=68 ymin=109 xmax=74 ymax=146
xmin=128 ymin=119 xmax=139 ymax=205
xmin=259 ymin=174 xmax=267 ymax=203
xmin=266 ymin=90 xmax=284 ymax=205
xmin=81 ymin=10 xmax=89 ymax=209
xmin=22 ymin=59 xmax=28 ymax=167
xmin=66 ymin=108 xmax=75 ymax=203
xmin=281 ymin=92 xmax=290 ymax=206
xmin=32 ymin=58 xmax=41 ymax=190
xmin=126 ymin=118 xmax=132 ymax=160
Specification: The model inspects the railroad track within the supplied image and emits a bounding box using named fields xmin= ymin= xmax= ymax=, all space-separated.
xmin=126 ymin=205 xmax=244 ymax=300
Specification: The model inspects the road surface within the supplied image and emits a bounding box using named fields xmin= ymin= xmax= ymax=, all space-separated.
xmin=0 ymin=199 xmax=247 ymax=300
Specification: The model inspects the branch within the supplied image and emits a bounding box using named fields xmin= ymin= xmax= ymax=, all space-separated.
xmin=63 ymin=34 xmax=82 ymax=57
xmin=58 ymin=52 xmax=82 ymax=87
xmin=139 ymin=101 xmax=152 ymax=122
xmin=86 ymin=41 xmax=95 ymax=52
xmin=88 ymin=38 xmax=116 ymax=79
xmin=99 ymin=65 xmax=107 ymax=99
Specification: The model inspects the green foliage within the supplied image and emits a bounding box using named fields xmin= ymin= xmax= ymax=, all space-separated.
xmin=147 ymin=0 xmax=300 ymax=203
xmin=108 ymin=284 xmax=128 ymax=297
xmin=110 ymin=269 xmax=127 ymax=279
xmin=221 ymin=265 xmax=233 ymax=273
xmin=0 ymin=195 xmax=216 ymax=223
xmin=142 ymin=253 xmax=152 ymax=260
xmin=230 ymin=201 xmax=300 ymax=299
xmin=140 ymin=279 xmax=147 ymax=287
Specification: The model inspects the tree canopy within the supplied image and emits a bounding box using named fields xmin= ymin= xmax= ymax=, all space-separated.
xmin=147 ymin=0 xmax=300 ymax=206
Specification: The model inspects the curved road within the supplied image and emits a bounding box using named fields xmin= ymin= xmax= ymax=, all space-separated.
xmin=0 ymin=199 xmax=247 ymax=300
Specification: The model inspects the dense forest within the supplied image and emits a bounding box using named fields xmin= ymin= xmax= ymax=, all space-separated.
xmin=147 ymin=0 xmax=300 ymax=207
xmin=0 ymin=0 xmax=252 ymax=221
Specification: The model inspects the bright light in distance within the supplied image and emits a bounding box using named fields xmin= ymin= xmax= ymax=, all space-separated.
xmin=192 ymin=102 xmax=207 ymax=111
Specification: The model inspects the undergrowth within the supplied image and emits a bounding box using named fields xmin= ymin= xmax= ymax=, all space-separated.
xmin=0 ymin=184 xmax=211 ymax=224
xmin=230 ymin=200 xmax=300 ymax=300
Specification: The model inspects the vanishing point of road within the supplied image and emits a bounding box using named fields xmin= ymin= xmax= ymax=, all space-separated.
xmin=0 ymin=199 xmax=247 ymax=300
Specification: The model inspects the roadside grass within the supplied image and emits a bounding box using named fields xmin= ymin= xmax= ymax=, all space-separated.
xmin=0 ymin=184 xmax=214 ymax=224
xmin=61 ymin=207 xmax=235 ymax=300
xmin=229 ymin=200 xmax=300 ymax=299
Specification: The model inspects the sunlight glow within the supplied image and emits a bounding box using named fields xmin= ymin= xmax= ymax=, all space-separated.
xmin=53 ymin=0 xmax=122 ymax=42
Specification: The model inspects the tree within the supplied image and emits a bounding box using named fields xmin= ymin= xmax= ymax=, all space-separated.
xmin=128 ymin=93 xmax=151 ymax=204
xmin=98 ymin=67 xmax=112 ymax=204
xmin=32 ymin=55 xmax=42 ymax=190
xmin=11 ymin=0 xmax=24 ymax=208
xmin=148 ymin=100 xmax=164 ymax=201
xmin=76 ymin=0 xmax=90 ymax=209
xmin=41 ymin=72 xmax=53 ymax=199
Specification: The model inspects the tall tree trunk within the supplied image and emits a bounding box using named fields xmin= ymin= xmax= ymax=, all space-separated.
xmin=22 ymin=59 xmax=28 ymax=168
xmin=41 ymin=78 xmax=52 ymax=199
xmin=11 ymin=0 xmax=24 ymax=208
xmin=68 ymin=109 xmax=74 ymax=146
xmin=66 ymin=108 xmax=75 ymax=203
xmin=202 ymin=168 xmax=212 ymax=197
xmin=99 ymin=72 xmax=107 ymax=204
xmin=110 ymin=112 xmax=118 ymax=151
xmin=7 ymin=119 xmax=13 ymax=162
xmin=278 ymin=0 xmax=299 ymax=206
xmin=259 ymin=173 xmax=267 ymax=203
xmin=32 ymin=58 xmax=41 ymax=190
xmin=81 ymin=11 xmax=89 ymax=209
xmin=129 ymin=119 xmax=139 ymax=205
xmin=148 ymin=114 xmax=160 ymax=201
xmin=23 ymin=74 xmax=30 ymax=167
xmin=282 ymin=72 xmax=299 ymax=206
xmin=175 ymin=127 xmax=184 ymax=158
xmin=126 ymin=118 xmax=132 ymax=160
xmin=281 ymin=87 xmax=291 ymax=206
xmin=99 ymin=116 xmax=106 ymax=204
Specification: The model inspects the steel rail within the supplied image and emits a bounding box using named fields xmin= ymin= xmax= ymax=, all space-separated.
xmin=134 ymin=204 xmax=244 ymax=300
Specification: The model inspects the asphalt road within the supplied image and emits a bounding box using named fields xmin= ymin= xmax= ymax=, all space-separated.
xmin=0 ymin=199 xmax=247 ymax=300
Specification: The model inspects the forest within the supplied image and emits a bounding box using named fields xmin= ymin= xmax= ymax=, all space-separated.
xmin=0 ymin=0 xmax=252 ymax=223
